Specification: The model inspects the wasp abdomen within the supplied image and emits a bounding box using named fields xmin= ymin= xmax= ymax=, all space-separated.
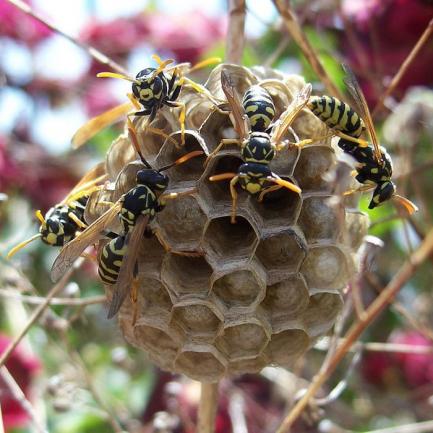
xmin=242 ymin=85 xmax=275 ymax=132
xmin=308 ymin=95 xmax=365 ymax=138
xmin=98 ymin=235 xmax=128 ymax=284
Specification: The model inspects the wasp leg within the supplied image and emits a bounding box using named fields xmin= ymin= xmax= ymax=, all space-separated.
xmin=343 ymin=185 xmax=374 ymax=196
xmin=127 ymin=93 xmax=141 ymax=110
xmin=258 ymin=184 xmax=282 ymax=202
xmin=68 ymin=212 xmax=87 ymax=229
xmin=229 ymin=176 xmax=240 ymax=224
xmin=164 ymin=101 xmax=186 ymax=146
xmin=204 ymin=139 xmax=241 ymax=167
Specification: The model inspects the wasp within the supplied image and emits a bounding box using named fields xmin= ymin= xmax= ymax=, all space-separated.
xmin=72 ymin=55 xmax=221 ymax=149
xmin=7 ymin=164 xmax=107 ymax=258
xmin=51 ymin=122 xmax=203 ymax=319
xmin=305 ymin=65 xmax=417 ymax=213
xmin=208 ymin=70 xmax=311 ymax=223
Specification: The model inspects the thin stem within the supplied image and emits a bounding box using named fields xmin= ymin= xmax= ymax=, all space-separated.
xmin=0 ymin=289 xmax=105 ymax=306
xmin=226 ymin=0 xmax=246 ymax=64
xmin=197 ymin=382 xmax=219 ymax=433
xmin=5 ymin=0 xmax=128 ymax=75
xmin=367 ymin=420 xmax=433 ymax=433
xmin=373 ymin=18 xmax=433 ymax=117
xmin=275 ymin=228 xmax=433 ymax=433
xmin=0 ymin=259 xmax=82 ymax=368
xmin=272 ymin=0 xmax=343 ymax=99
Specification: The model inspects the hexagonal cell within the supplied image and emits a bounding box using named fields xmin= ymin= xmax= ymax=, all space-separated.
xmin=301 ymin=245 xmax=349 ymax=291
xmin=228 ymin=355 xmax=268 ymax=375
xmin=203 ymin=216 xmax=259 ymax=263
xmin=265 ymin=328 xmax=309 ymax=367
xmin=154 ymin=195 xmax=207 ymax=251
xmin=199 ymin=153 xmax=245 ymax=209
xmin=174 ymin=344 xmax=227 ymax=382
xmin=293 ymin=146 xmax=335 ymax=192
xmin=269 ymin=145 xmax=300 ymax=178
xmin=105 ymin=134 xmax=136 ymax=180
xmin=212 ymin=265 xmax=266 ymax=310
xmin=134 ymin=278 xmax=173 ymax=318
xmin=298 ymin=195 xmax=344 ymax=243
xmin=216 ymin=320 xmax=271 ymax=360
xmin=171 ymin=300 xmax=223 ymax=339
xmin=343 ymin=210 xmax=369 ymax=250
xmin=250 ymin=178 xmax=302 ymax=227
xmin=136 ymin=234 xmax=166 ymax=279
xmin=261 ymin=274 xmax=310 ymax=324
xmin=303 ymin=292 xmax=343 ymax=337
xmin=162 ymin=255 xmax=212 ymax=297
xmin=154 ymin=130 xmax=207 ymax=183
xmin=256 ymin=228 xmax=307 ymax=279
xmin=292 ymin=109 xmax=329 ymax=141
xmin=133 ymin=322 xmax=178 ymax=370
xmin=199 ymin=110 xmax=236 ymax=153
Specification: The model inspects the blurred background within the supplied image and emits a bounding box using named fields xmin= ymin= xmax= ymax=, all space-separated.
xmin=1 ymin=0 xmax=433 ymax=432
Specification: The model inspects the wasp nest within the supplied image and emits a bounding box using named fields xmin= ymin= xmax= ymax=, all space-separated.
xmin=89 ymin=64 xmax=368 ymax=382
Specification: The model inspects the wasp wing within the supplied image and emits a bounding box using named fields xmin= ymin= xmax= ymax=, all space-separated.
xmin=106 ymin=215 xmax=149 ymax=319
xmin=72 ymin=102 xmax=133 ymax=149
xmin=220 ymin=70 xmax=249 ymax=141
xmin=50 ymin=201 xmax=122 ymax=282
xmin=271 ymin=83 xmax=312 ymax=146
xmin=342 ymin=64 xmax=382 ymax=162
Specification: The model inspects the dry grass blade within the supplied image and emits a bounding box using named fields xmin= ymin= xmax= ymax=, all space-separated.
xmin=0 ymin=366 xmax=48 ymax=433
xmin=272 ymin=0 xmax=343 ymax=99
xmin=367 ymin=420 xmax=433 ymax=433
xmin=226 ymin=0 xmax=246 ymax=63
xmin=5 ymin=0 xmax=128 ymax=75
xmin=373 ymin=18 xmax=433 ymax=117
xmin=197 ymin=382 xmax=219 ymax=433
xmin=275 ymin=228 xmax=433 ymax=433
xmin=0 ymin=259 xmax=81 ymax=368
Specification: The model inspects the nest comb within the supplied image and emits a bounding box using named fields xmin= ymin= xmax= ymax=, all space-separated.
xmin=86 ymin=64 xmax=368 ymax=382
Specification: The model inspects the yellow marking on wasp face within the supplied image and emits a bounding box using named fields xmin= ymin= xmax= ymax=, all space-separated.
xmin=46 ymin=233 xmax=58 ymax=245
xmin=246 ymin=183 xmax=262 ymax=194
xmin=371 ymin=168 xmax=379 ymax=174
xmin=139 ymin=88 xmax=153 ymax=101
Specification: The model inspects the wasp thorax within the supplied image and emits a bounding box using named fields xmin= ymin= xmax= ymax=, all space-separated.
xmin=136 ymin=169 xmax=169 ymax=192
xmin=98 ymin=64 xmax=368 ymax=382
xmin=242 ymin=132 xmax=274 ymax=164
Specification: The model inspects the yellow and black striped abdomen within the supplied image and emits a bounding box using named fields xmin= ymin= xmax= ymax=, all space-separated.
xmin=98 ymin=235 xmax=127 ymax=284
xmin=242 ymin=85 xmax=275 ymax=132
xmin=307 ymin=95 xmax=365 ymax=138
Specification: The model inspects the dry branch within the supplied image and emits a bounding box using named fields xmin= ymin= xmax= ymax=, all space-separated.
xmin=197 ymin=382 xmax=219 ymax=433
xmin=373 ymin=18 xmax=433 ymax=116
xmin=226 ymin=0 xmax=246 ymax=63
xmin=275 ymin=228 xmax=433 ymax=433
xmin=273 ymin=0 xmax=343 ymax=99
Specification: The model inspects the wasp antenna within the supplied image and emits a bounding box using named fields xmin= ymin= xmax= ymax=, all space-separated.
xmin=126 ymin=118 xmax=152 ymax=169
xmin=97 ymin=72 xmax=138 ymax=84
xmin=394 ymin=195 xmax=419 ymax=215
xmin=158 ymin=150 xmax=203 ymax=172
xmin=188 ymin=57 xmax=221 ymax=73
xmin=267 ymin=176 xmax=302 ymax=194
xmin=151 ymin=55 xmax=174 ymax=79
xmin=7 ymin=234 xmax=42 ymax=259
xmin=35 ymin=210 xmax=46 ymax=225
xmin=209 ymin=172 xmax=237 ymax=182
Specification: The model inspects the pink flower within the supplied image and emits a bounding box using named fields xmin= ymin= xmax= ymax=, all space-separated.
xmin=341 ymin=0 xmax=433 ymax=104
xmin=389 ymin=330 xmax=433 ymax=388
xmin=83 ymin=80 xmax=120 ymax=117
xmin=0 ymin=135 xmax=20 ymax=191
xmin=147 ymin=11 xmax=224 ymax=63
xmin=0 ymin=0 xmax=52 ymax=46
xmin=0 ymin=334 xmax=40 ymax=431
xmin=361 ymin=351 xmax=394 ymax=386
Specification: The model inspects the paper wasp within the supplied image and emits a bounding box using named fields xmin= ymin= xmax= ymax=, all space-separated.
xmin=208 ymin=70 xmax=311 ymax=223
xmin=72 ymin=54 xmax=221 ymax=149
xmin=307 ymin=64 xmax=417 ymax=214
xmin=51 ymin=122 xmax=203 ymax=319
xmin=7 ymin=163 xmax=107 ymax=258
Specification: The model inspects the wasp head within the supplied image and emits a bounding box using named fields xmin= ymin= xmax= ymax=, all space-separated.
xmin=136 ymin=169 xmax=169 ymax=192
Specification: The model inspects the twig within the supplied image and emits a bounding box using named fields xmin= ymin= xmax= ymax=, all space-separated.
xmin=228 ymin=391 xmax=248 ymax=433
xmin=275 ymin=228 xmax=433 ymax=433
xmin=0 ymin=260 xmax=81 ymax=368
xmin=0 ymin=366 xmax=49 ymax=433
xmin=365 ymin=420 xmax=433 ymax=433
xmin=226 ymin=0 xmax=246 ymax=64
xmin=0 ymin=289 xmax=105 ymax=306
xmin=373 ymin=18 xmax=433 ymax=117
xmin=272 ymin=0 xmax=343 ymax=99
xmin=197 ymin=382 xmax=219 ymax=433
xmin=5 ymin=0 xmax=128 ymax=75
